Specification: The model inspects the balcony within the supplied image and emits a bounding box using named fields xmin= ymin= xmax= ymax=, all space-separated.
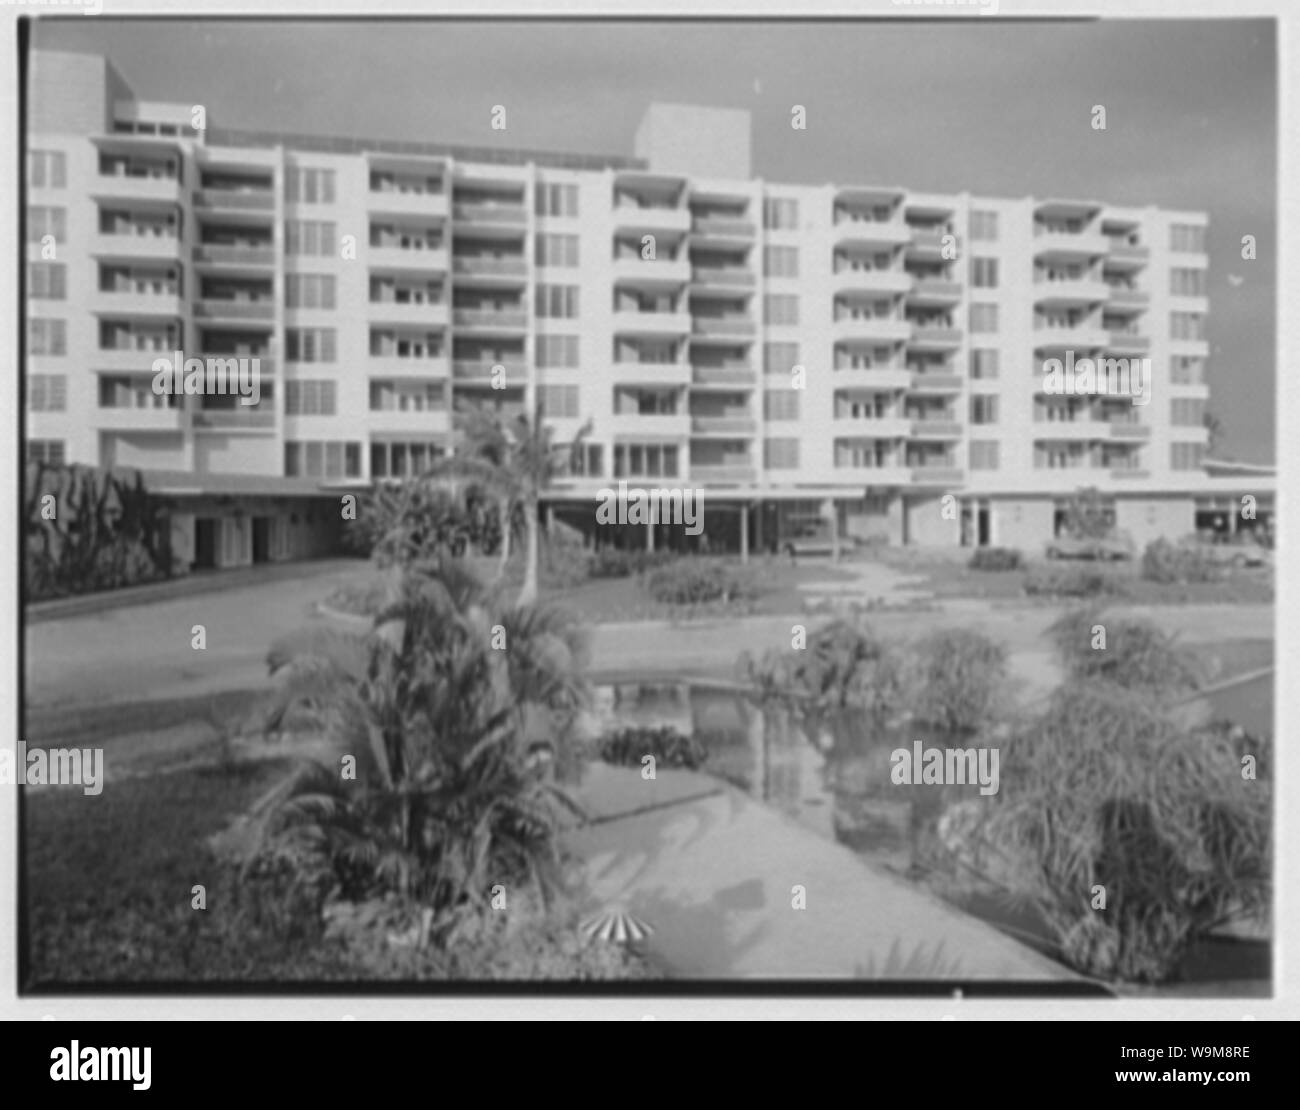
xmin=609 ymin=413 xmax=691 ymax=439
xmin=832 ymin=367 xmax=912 ymax=391
xmin=193 ymin=298 xmax=275 ymax=321
xmin=95 ymin=347 xmax=177 ymax=374
xmin=192 ymin=188 xmax=275 ymax=212
xmin=190 ymin=408 xmax=277 ymax=432
xmin=1033 ymin=278 xmax=1111 ymax=306
xmin=451 ymin=358 xmax=523 ymax=383
xmin=453 ymin=202 xmax=527 ymax=226
xmin=452 ymin=307 xmax=528 ymax=331
xmin=691 ymin=415 xmax=758 ymax=436
xmin=1105 ymin=287 xmax=1150 ymax=310
xmin=369 ymin=244 xmax=449 ymax=272
xmin=613 ymin=310 xmax=693 ymax=337
xmin=909 ymin=465 xmax=965 ymax=486
xmin=371 ymin=354 xmax=450 ymax=379
xmin=1106 ymin=331 xmax=1150 ymax=355
xmin=1108 ymin=423 xmax=1152 ymax=440
xmin=94 ymin=405 xmax=187 ymax=431
xmin=691 ymin=266 xmax=757 ymax=289
xmin=834 ymin=217 xmax=912 ymax=247
xmin=690 ymin=215 xmax=756 ymax=240
xmin=365 ymin=408 xmax=452 ymax=435
xmin=369 ymin=300 xmax=450 ymax=327
xmin=613 ymin=257 xmax=692 ymax=285
xmin=908 ymin=372 xmax=964 ymax=392
xmin=202 ymin=353 xmax=275 ymax=376
xmin=907 ymin=229 xmax=956 ymax=257
xmin=613 ymin=203 xmax=691 ymax=235
xmin=94 ymin=172 xmax=181 ymax=203
xmin=691 ymin=363 xmax=757 ymax=387
xmin=835 ymin=418 xmax=912 ymax=439
xmin=452 ymin=255 xmax=527 ymax=278
xmin=92 ymin=232 xmax=182 ymax=260
xmin=1033 ymin=421 xmax=1111 ymax=441
xmin=93 ymin=288 xmax=183 ymax=317
xmin=831 ymin=463 xmax=911 ymax=486
xmin=690 ymin=464 xmax=756 ymax=485
xmin=368 ymin=188 xmax=449 ymax=218
xmin=1110 ymin=468 xmax=1151 ymax=481
xmin=692 ymin=316 xmax=757 ymax=339
xmin=1033 ymin=229 xmax=1110 ymax=259
xmin=1033 ymin=324 xmax=1110 ymax=350
xmin=905 ymin=277 xmax=962 ymax=305
xmin=909 ymin=419 xmax=964 ymax=439
xmin=611 ymin=361 xmax=693 ymax=387
xmin=1107 ymin=241 xmax=1150 ymax=266
xmin=833 ymin=316 xmax=913 ymax=344
xmin=834 ymin=267 xmax=913 ymax=296
xmin=192 ymin=244 xmax=276 ymax=268
xmin=908 ymin=324 xmax=963 ymax=350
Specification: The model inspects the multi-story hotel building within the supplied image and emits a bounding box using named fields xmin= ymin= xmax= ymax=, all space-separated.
xmin=25 ymin=49 xmax=1273 ymax=569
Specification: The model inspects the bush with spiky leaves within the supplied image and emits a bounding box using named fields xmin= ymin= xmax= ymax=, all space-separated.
xmin=1047 ymin=607 xmax=1204 ymax=699
xmin=243 ymin=559 xmax=591 ymax=943
xmin=909 ymin=628 xmax=1007 ymax=735
xmin=964 ymin=683 xmax=1270 ymax=983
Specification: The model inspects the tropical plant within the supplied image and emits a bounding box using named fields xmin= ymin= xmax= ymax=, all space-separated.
xmin=350 ymin=477 xmax=497 ymax=570
xmin=1141 ymin=537 xmax=1220 ymax=585
xmin=909 ymin=628 xmax=1007 ymax=735
xmin=962 ymin=683 xmax=1270 ymax=983
xmin=644 ymin=560 xmax=756 ymax=606
xmin=967 ymin=546 xmax=1022 ymax=572
xmin=433 ymin=404 xmax=590 ymax=605
xmin=1061 ymin=486 xmax=1116 ymax=540
xmin=597 ymin=725 xmax=707 ymax=770
xmin=244 ymin=558 xmax=591 ymax=942
xmin=1046 ymin=607 xmax=1204 ymax=698
xmin=1023 ymin=565 xmax=1124 ymax=599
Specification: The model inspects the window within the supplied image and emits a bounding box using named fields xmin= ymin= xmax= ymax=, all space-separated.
xmin=764 ymin=246 xmax=799 ymax=278
xmin=764 ymin=438 xmax=800 ymax=469
xmin=285 ymin=328 xmax=337 ymax=362
xmin=1171 ymin=398 xmax=1205 ymax=427
xmin=1170 ymin=224 xmax=1207 ymax=253
xmin=285 ymin=273 xmax=337 ymax=309
xmin=570 ymin=443 xmax=603 ymax=477
xmin=1171 ymin=442 xmax=1206 ymax=470
xmin=29 ymin=262 xmax=66 ymax=300
xmin=28 ymin=374 xmax=67 ymax=411
xmin=29 ymin=318 xmax=66 ymax=356
xmin=763 ymin=197 xmax=799 ymax=230
xmin=970 ymin=348 xmax=999 ymax=380
xmin=971 ymin=257 xmax=999 ymax=288
xmin=969 ymin=304 xmax=998 ymax=333
xmin=535 ymin=284 xmax=579 ymax=318
xmin=764 ymin=294 xmax=799 ymax=326
xmin=285 ymin=380 xmax=338 ymax=415
xmin=27 ymin=440 xmax=65 ymax=465
xmin=284 ymin=220 xmax=336 ymax=256
xmin=536 ymin=335 xmax=580 ymax=368
xmin=1170 ymin=355 xmax=1206 ymax=385
xmin=29 ymin=151 xmax=66 ymax=189
xmin=284 ymin=167 xmax=336 ymax=204
xmin=28 ymin=206 xmax=66 ymax=243
xmin=1170 ymin=268 xmax=1207 ymax=297
xmin=535 ymin=182 xmax=578 ymax=218
xmin=969 ymin=210 xmax=998 ymax=240
xmin=1171 ymin=312 xmax=1206 ymax=341
xmin=535 ymin=233 xmax=579 ymax=267
xmin=969 ymin=395 xmax=999 ymax=425
xmin=285 ymin=440 xmax=361 ymax=478
xmin=764 ymin=390 xmax=800 ymax=421
xmin=613 ymin=443 xmax=679 ymax=479
xmin=536 ymin=384 xmax=579 ymax=418
xmin=764 ymin=342 xmax=800 ymax=375
xmin=369 ymin=381 xmax=445 ymax=412
xmin=969 ymin=441 xmax=999 ymax=470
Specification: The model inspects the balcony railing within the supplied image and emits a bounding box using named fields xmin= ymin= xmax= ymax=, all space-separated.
xmin=908 ymin=325 xmax=963 ymax=345
xmin=192 ymin=244 xmax=275 ymax=266
xmin=692 ymin=316 xmax=756 ymax=337
xmin=910 ymin=420 xmax=963 ymax=437
xmin=452 ymin=256 xmax=527 ymax=276
xmin=909 ymin=372 xmax=964 ymax=391
xmin=691 ymin=267 xmax=756 ymax=287
xmin=691 ymin=416 xmax=757 ymax=435
xmin=192 ymin=189 xmax=274 ymax=211
xmin=910 ymin=465 xmax=965 ymax=484
xmin=194 ymin=299 xmax=275 ymax=320
xmin=691 ymin=364 xmax=757 ymax=386
xmin=1107 ymin=330 xmax=1150 ymax=352
xmin=452 ymin=308 xmax=527 ymax=328
xmin=690 ymin=216 xmax=756 ymax=237
xmin=908 ymin=279 xmax=963 ymax=300
xmin=201 ymin=355 xmax=275 ymax=376
xmin=1110 ymin=468 xmax=1151 ymax=480
xmin=451 ymin=359 xmax=525 ymax=381
xmin=1108 ymin=424 xmax=1152 ymax=440
xmin=690 ymin=464 xmax=756 ymax=484
xmin=453 ymin=202 xmax=527 ymax=224
xmin=191 ymin=408 xmax=276 ymax=430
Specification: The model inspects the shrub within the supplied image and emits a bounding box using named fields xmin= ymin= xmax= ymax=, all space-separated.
xmin=1024 ymin=565 xmax=1124 ymax=599
xmin=644 ymin=559 xmax=756 ymax=606
xmin=909 ymin=629 xmax=1007 ymax=734
xmin=1141 ymin=537 xmax=1220 ymax=585
xmin=1061 ymin=486 xmax=1115 ymax=540
xmin=741 ymin=617 xmax=904 ymax=720
xmin=597 ymin=725 xmax=707 ymax=770
xmin=967 ymin=547 xmax=1022 ymax=572
xmin=1047 ymin=608 xmax=1204 ymax=697
xmin=588 ymin=547 xmax=675 ymax=580
xmin=963 ymin=683 xmax=1270 ymax=983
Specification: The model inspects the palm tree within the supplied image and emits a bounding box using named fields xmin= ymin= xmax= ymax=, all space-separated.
xmin=436 ymin=403 xmax=589 ymax=606
xmin=1203 ymin=410 xmax=1224 ymax=457
xmin=252 ymin=559 xmax=590 ymax=936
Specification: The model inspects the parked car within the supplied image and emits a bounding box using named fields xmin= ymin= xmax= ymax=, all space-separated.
xmin=1186 ymin=532 xmax=1273 ymax=569
xmin=782 ymin=520 xmax=838 ymax=558
xmin=1045 ymin=532 xmax=1135 ymax=561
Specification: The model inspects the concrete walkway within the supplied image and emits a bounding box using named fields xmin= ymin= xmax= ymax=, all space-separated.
xmin=563 ymin=763 xmax=1083 ymax=982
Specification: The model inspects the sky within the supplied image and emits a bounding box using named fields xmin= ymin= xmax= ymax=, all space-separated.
xmin=32 ymin=17 xmax=1277 ymax=463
